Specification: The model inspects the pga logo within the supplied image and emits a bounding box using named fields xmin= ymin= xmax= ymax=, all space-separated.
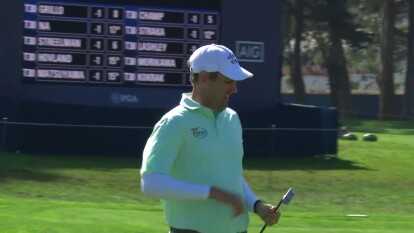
xmin=111 ymin=93 xmax=139 ymax=104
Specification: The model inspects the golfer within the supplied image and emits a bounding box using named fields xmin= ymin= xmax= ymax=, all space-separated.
xmin=140 ymin=44 xmax=281 ymax=233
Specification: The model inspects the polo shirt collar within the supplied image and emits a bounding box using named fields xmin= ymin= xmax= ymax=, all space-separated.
xmin=180 ymin=93 xmax=218 ymax=117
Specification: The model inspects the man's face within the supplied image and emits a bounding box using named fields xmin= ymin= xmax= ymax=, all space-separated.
xmin=205 ymin=72 xmax=238 ymax=112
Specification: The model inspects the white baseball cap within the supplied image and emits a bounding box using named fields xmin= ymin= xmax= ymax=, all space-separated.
xmin=187 ymin=44 xmax=253 ymax=81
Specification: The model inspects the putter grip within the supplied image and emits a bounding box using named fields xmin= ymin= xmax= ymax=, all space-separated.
xmin=259 ymin=199 xmax=282 ymax=233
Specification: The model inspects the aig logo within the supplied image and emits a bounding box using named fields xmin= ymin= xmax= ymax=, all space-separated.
xmin=236 ymin=41 xmax=264 ymax=62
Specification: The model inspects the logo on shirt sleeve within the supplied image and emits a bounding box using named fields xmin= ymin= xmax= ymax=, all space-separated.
xmin=191 ymin=127 xmax=208 ymax=139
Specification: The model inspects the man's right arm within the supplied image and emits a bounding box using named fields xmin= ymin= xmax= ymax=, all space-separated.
xmin=141 ymin=173 xmax=210 ymax=200
xmin=208 ymin=186 xmax=244 ymax=217
xmin=141 ymin=173 xmax=244 ymax=216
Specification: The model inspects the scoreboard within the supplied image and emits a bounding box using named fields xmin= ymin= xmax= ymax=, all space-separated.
xmin=1 ymin=0 xmax=303 ymax=157
xmin=22 ymin=0 xmax=220 ymax=87
xmin=1 ymin=0 xmax=284 ymax=110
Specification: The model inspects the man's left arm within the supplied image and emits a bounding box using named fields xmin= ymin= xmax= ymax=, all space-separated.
xmin=243 ymin=178 xmax=281 ymax=226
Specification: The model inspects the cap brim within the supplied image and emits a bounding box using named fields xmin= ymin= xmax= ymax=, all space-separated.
xmin=220 ymin=66 xmax=253 ymax=81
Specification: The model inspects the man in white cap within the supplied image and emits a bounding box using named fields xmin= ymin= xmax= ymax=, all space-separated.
xmin=140 ymin=44 xmax=281 ymax=233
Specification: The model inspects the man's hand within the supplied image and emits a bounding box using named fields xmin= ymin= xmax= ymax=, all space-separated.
xmin=208 ymin=186 xmax=245 ymax=217
xmin=254 ymin=200 xmax=281 ymax=226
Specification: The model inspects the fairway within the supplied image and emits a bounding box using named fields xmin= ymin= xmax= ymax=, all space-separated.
xmin=0 ymin=121 xmax=413 ymax=233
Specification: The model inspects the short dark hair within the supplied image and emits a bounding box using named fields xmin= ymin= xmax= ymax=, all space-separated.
xmin=189 ymin=72 xmax=219 ymax=84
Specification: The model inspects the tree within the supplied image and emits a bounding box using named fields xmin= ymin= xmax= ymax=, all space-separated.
xmin=325 ymin=0 xmax=355 ymax=119
xmin=291 ymin=0 xmax=307 ymax=104
xmin=404 ymin=0 xmax=414 ymax=118
xmin=284 ymin=0 xmax=307 ymax=104
xmin=378 ymin=0 xmax=398 ymax=119
xmin=308 ymin=0 xmax=370 ymax=119
xmin=349 ymin=0 xmax=410 ymax=119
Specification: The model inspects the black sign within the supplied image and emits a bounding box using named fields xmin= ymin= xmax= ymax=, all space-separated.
xmin=22 ymin=0 xmax=220 ymax=86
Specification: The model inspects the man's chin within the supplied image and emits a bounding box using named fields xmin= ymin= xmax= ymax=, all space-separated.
xmin=219 ymin=104 xmax=228 ymax=111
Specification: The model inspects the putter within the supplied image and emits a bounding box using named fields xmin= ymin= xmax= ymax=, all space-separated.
xmin=259 ymin=188 xmax=295 ymax=233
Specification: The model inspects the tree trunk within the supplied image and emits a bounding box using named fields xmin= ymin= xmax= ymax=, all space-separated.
xmin=291 ymin=0 xmax=307 ymax=104
xmin=378 ymin=0 xmax=398 ymax=120
xmin=404 ymin=0 xmax=414 ymax=119
xmin=326 ymin=33 xmax=354 ymax=119
xmin=325 ymin=0 xmax=354 ymax=119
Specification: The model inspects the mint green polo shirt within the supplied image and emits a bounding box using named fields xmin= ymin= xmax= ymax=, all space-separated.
xmin=140 ymin=93 xmax=249 ymax=233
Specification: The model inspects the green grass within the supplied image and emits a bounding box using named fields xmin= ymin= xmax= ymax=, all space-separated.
xmin=0 ymin=120 xmax=413 ymax=233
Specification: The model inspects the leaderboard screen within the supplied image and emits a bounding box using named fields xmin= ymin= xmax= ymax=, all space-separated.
xmin=22 ymin=0 xmax=220 ymax=87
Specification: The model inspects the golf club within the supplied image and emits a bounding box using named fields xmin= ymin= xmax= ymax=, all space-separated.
xmin=259 ymin=187 xmax=295 ymax=233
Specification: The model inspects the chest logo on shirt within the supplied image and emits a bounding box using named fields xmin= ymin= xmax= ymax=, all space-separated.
xmin=191 ymin=127 xmax=208 ymax=139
